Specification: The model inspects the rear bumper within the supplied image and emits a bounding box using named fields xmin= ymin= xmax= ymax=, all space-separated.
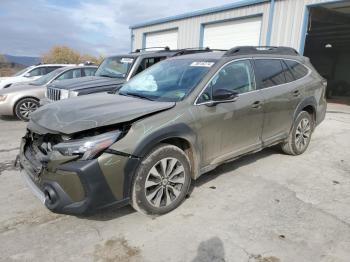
xmin=316 ymin=101 xmax=327 ymax=126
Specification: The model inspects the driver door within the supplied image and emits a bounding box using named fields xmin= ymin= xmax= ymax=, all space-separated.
xmin=195 ymin=59 xmax=264 ymax=166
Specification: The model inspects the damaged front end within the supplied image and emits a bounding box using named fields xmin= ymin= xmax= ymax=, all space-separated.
xmin=19 ymin=126 xmax=138 ymax=215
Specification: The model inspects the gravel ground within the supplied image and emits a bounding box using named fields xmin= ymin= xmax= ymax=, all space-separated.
xmin=0 ymin=103 xmax=350 ymax=262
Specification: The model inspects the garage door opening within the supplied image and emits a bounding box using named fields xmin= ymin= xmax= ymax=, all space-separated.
xmin=145 ymin=29 xmax=178 ymax=50
xmin=202 ymin=16 xmax=262 ymax=50
xmin=303 ymin=2 xmax=350 ymax=104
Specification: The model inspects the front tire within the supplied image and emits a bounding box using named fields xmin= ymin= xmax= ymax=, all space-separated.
xmin=14 ymin=98 xmax=39 ymax=121
xmin=281 ymin=111 xmax=314 ymax=155
xmin=131 ymin=144 xmax=191 ymax=215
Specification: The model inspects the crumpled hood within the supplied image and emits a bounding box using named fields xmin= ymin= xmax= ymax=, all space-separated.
xmin=30 ymin=93 xmax=175 ymax=134
xmin=48 ymin=76 xmax=125 ymax=91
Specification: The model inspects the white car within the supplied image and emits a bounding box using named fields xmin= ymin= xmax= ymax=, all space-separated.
xmin=0 ymin=64 xmax=74 ymax=89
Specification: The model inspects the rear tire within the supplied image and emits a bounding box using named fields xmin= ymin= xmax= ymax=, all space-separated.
xmin=14 ymin=98 xmax=39 ymax=122
xmin=131 ymin=144 xmax=191 ymax=215
xmin=281 ymin=111 xmax=314 ymax=155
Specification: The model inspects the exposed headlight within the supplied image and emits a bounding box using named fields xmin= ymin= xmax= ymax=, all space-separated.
xmin=0 ymin=95 xmax=7 ymax=102
xmin=53 ymin=131 xmax=121 ymax=160
xmin=69 ymin=90 xmax=79 ymax=97
xmin=60 ymin=89 xmax=69 ymax=100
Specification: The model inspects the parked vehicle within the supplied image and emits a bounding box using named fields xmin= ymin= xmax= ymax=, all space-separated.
xmin=19 ymin=46 xmax=327 ymax=216
xmin=0 ymin=66 xmax=97 ymax=121
xmin=0 ymin=64 xmax=74 ymax=89
xmin=42 ymin=47 xmax=216 ymax=103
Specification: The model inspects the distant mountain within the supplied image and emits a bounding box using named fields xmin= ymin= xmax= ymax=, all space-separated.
xmin=4 ymin=54 xmax=41 ymax=66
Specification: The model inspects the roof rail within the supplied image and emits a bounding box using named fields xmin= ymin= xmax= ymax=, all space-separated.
xmin=133 ymin=46 xmax=170 ymax=53
xmin=172 ymin=47 xmax=228 ymax=56
xmin=224 ymin=46 xmax=299 ymax=56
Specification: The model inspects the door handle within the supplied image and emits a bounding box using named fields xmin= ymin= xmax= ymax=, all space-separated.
xmin=292 ymin=90 xmax=300 ymax=97
xmin=251 ymin=101 xmax=262 ymax=109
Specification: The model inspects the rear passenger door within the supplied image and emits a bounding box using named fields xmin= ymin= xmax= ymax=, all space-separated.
xmin=253 ymin=58 xmax=303 ymax=145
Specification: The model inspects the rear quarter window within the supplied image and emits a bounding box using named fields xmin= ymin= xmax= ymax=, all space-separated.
xmin=284 ymin=60 xmax=309 ymax=80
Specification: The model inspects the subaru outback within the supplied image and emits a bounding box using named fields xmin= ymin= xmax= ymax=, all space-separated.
xmin=19 ymin=46 xmax=327 ymax=216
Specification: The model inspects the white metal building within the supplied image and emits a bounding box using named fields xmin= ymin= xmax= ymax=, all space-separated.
xmin=130 ymin=0 xmax=350 ymax=98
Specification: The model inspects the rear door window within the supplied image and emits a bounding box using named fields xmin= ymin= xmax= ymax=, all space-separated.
xmin=284 ymin=60 xmax=309 ymax=80
xmin=254 ymin=59 xmax=286 ymax=88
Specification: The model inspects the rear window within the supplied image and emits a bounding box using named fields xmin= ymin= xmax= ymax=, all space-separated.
xmin=254 ymin=59 xmax=285 ymax=88
xmin=284 ymin=60 xmax=309 ymax=80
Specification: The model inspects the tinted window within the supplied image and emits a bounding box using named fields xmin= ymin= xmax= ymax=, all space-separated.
xmin=56 ymin=69 xmax=81 ymax=80
xmin=254 ymin=59 xmax=285 ymax=88
xmin=282 ymin=61 xmax=295 ymax=83
xmin=285 ymin=60 xmax=308 ymax=80
xmin=84 ymin=68 xmax=96 ymax=76
xmin=45 ymin=66 xmax=61 ymax=74
xmin=135 ymin=57 xmax=166 ymax=74
xmin=198 ymin=60 xmax=255 ymax=103
xmin=27 ymin=67 xmax=45 ymax=77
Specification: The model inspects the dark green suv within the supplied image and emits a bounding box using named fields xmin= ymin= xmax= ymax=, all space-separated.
xmin=19 ymin=46 xmax=327 ymax=215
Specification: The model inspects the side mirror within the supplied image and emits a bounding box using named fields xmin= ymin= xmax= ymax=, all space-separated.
xmin=212 ymin=88 xmax=239 ymax=102
xmin=24 ymin=73 xmax=31 ymax=78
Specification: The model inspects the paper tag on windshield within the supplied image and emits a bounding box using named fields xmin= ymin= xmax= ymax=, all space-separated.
xmin=190 ymin=62 xmax=214 ymax=67
xmin=121 ymin=58 xmax=134 ymax=63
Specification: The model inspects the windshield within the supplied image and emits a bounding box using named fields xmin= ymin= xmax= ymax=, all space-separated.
xmin=29 ymin=68 xmax=63 ymax=86
xmin=119 ymin=59 xmax=214 ymax=102
xmin=95 ymin=56 xmax=134 ymax=78
xmin=12 ymin=67 xmax=32 ymax=77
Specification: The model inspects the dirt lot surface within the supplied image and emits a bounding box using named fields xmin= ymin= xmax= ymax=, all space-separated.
xmin=1 ymin=103 xmax=350 ymax=262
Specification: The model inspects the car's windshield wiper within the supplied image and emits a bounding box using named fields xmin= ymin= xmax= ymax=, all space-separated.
xmin=98 ymin=73 xmax=125 ymax=79
xmin=120 ymin=91 xmax=153 ymax=101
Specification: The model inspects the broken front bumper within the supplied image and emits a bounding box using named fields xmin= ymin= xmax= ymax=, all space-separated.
xmin=19 ymin=136 xmax=135 ymax=215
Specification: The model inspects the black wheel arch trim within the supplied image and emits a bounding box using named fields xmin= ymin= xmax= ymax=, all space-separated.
xmin=122 ymin=123 xmax=201 ymax=199
xmin=293 ymin=96 xmax=317 ymax=122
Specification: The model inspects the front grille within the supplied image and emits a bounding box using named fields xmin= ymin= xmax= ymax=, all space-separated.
xmin=47 ymin=87 xmax=61 ymax=101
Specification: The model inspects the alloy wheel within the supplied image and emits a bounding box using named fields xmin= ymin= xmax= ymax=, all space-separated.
xmin=295 ymin=118 xmax=311 ymax=151
xmin=145 ymin=157 xmax=185 ymax=208
xmin=19 ymin=101 xmax=38 ymax=119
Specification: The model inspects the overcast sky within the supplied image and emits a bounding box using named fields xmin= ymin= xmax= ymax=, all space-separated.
xmin=0 ymin=0 xmax=242 ymax=57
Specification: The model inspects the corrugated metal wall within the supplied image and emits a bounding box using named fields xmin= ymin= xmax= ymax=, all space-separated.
xmin=270 ymin=0 xmax=331 ymax=49
xmin=131 ymin=0 xmax=335 ymax=52
xmin=132 ymin=1 xmax=271 ymax=50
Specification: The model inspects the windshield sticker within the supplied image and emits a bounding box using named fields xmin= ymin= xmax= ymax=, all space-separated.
xmin=120 ymin=58 xmax=134 ymax=63
xmin=190 ymin=62 xmax=214 ymax=67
